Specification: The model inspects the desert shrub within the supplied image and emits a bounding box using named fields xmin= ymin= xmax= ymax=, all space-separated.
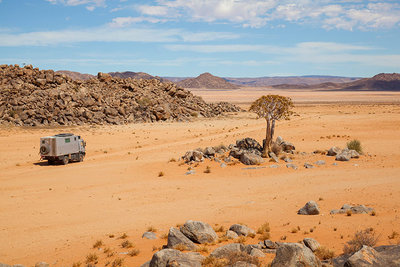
xmin=147 ymin=226 xmax=157 ymax=232
xmin=236 ymin=236 xmax=246 ymax=244
xmin=128 ymin=249 xmax=140 ymax=257
xmin=158 ymin=171 xmax=164 ymax=177
xmin=72 ymin=262 xmax=81 ymax=267
xmin=388 ymin=231 xmax=399 ymax=239
xmin=196 ymin=245 xmax=209 ymax=253
xmin=119 ymin=233 xmax=128 ymax=239
xmin=343 ymin=229 xmax=378 ymax=254
xmin=111 ymin=258 xmax=124 ymax=267
xmin=271 ymin=143 xmax=282 ymax=156
xmin=248 ymin=232 xmax=256 ymax=238
xmin=173 ymin=244 xmax=188 ymax=251
xmin=92 ymin=240 xmax=103 ymax=249
xmin=218 ymin=235 xmax=229 ymax=243
xmin=257 ymin=222 xmax=271 ymax=234
xmin=213 ymin=225 xmax=225 ymax=233
xmin=121 ymin=240 xmax=134 ymax=248
xmin=85 ymin=253 xmax=98 ymax=264
xmin=258 ymin=232 xmax=271 ymax=241
xmin=347 ymin=139 xmax=362 ymax=153
xmin=137 ymin=96 xmax=152 ymax=107
xmin=204 ymin=166 xmax=211 ymax=173
xmin=315 ymin=246 xmax=335 ymax=260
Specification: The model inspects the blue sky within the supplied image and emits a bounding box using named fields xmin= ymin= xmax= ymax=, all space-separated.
xmin=0 ymin=0 xmax=400 ymax=77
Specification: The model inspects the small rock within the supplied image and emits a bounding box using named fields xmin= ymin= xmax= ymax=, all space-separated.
xmin=220 ymin=163 xmax=227 ymax=168
xmin=167 ymin=227 xmax=198 ymax=251
xmin=269 ymin=165 xmax=279 ymax=168
xmin=336 ymin=152 xmax=351 ymax=161
xmin=286 ymin=164 xmax=298 ymax=170
xmin=185 ymin=170 xmax=196 ymax=175
xmin=314 ymin=160 xmax=325 ymax=166
xmin=240 ymin=153 xmax=264 ymax=165
xmin=269 ymin=152 xmax=279 ymax=163
xmin=142 ymin=232 xmax=157 ymax=240
xmin=298 ymin=201 xmax=320 ymax=215
xmin=304 ymin=163 xmax=314 ymax=169
xmin=231 ymin=262 xmax=257 ymax=267
xmin=226 ymin=230 xmax=239 ymax=239
xmin=210 ymin=243 xmax=245 ymax=258
xmin=284 ymin=157 xmax=292 ymax=163
xmin=264 ymin=240 xmax=278 ymax=249
xmin=250 ymin=248 xmax=265 ymax=257
xmin=327 ymin=147 xmax=341 ymax=156
xmin=303 ymin=238 xmax=321 ymax=252
xmin=229 ymin=224 xmax=256 ymax=236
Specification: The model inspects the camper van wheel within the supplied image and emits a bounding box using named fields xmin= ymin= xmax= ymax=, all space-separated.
xmin=62 ymin=156 xmax=69 ymax=165
xmin=78 ymin=153 xmax=84 ymax=162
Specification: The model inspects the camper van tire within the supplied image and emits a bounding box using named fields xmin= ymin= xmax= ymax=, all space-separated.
xmin=62 ymin=156 xmax=69 ymax=165
xmin=78 ymin=153 xmax=84 ymax=162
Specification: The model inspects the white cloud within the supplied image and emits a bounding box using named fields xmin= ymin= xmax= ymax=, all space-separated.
xmin=0 ymin=26 xmax=239 ymax=46
xmin=109 ymin=17 xmax=168 ymax=27
xmin=46 ymin=0 xmax=106 ymax=10
xmin=131 ymin=0 xmax=400 ymax=30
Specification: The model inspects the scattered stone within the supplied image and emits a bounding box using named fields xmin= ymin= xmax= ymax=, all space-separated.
xmin=269 ymin=165 xmax=279 ymax=168
xmin=167 ymin=227 xmax=198 ymax=251
xmin=231 ymin=262 xmax=257 ymax=267
xmin=264 ymin=240 xmax=278 ymax=249
xmin=268 ymin=152 xmax=279 ymax=163
xmin=229 ymin=224 xmax=256 ymax=236
xmin=220 ymin=163 xmax=227 ymax=168
xmin=236 ymin=138 xmax=263 ymax=152
xmin=149 ymin=249 xmax=204 ymax=267
xmin=226 ymin=230 xmax=239 ymax=239
xmin=224 ymin=156 xmax=232 ymax=163
xmin=286 ymin=164 xmax=298 ymax=170
xmin=303 ymin=238 xmax=321 ymax=252
xmin=214 ymin=158 xmax=221 ymax=163
xmin=330 ymin=204 xmax=375 ymax=215
xmin=185 ymin=170 xmax=196 ymax=175
xmin=180 ymin=220 xmax=218 ymax=244
xmin=250 ymin=248 xmax=265 ymax=257
xmin=271 ymin=243 xmax=321 ymax=267
xmin=204 ymin=147 xmax=215 ymax=157
xmin=240 ymin=153 xmax=264 ymax=165
xmin=142 ymin=232 xmax=157 ymax=240
xmin=314 ymin=160 xmax=326 ymax=166
xmin=298 ymin=201 xmax=320 ymax=215
xmin=283 ymin=157 xmax=292 ymax=163
xmin=333 ymin=162 xmax=338 ymax=166
xmin=336 ymin=152 xmax=351 ymax=161
xmin=304 ymin=163 xmax=314 ymax=169
xmin=210 ymin=243 xmax=245 ymax=258
xmin=327 ymin=147 xmax=341 ymax=156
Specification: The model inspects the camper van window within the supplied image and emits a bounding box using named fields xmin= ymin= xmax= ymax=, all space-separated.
xmin=42 ymin=140 xmax=45 ymax=144
xmin=65 ymin=138 xmax=70 ymax=143
xmin=74 ymin=137 xmax=76 ymax=141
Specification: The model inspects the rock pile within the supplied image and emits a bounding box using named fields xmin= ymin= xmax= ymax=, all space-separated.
xmin=0 ymin=64 xmax=242 ymax=126
xmin=182 ymin=136 xmax=296 ymax=166
xmin=330 ymin=204 xmax=375 ymax=215
xmin=327 ymin=147 xmax=360 ymax=161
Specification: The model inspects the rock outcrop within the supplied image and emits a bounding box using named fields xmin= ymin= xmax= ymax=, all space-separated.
xmin=0 ymin=65 xmax=241 ymax=126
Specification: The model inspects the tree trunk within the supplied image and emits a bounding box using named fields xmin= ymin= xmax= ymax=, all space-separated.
xmin=263 ymin=119 xmax=271 ymax=157
xmin=271 ymin=119 xmax=276 ymax=146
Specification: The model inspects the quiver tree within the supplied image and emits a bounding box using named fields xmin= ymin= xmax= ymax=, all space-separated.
xmin=249 ymin=95 xmax=294 ymax=156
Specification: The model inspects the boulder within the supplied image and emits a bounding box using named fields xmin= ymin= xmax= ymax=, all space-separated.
xmin=271 ymin=243 xmax=321 ymax=267
xmin=142 ymin=231 xmax=157 ymax=240
xmin=303 ymin=238 xmax=321 ymax=252
xmin=328 ymin=147 xmax=341 ymax=156
xmin=298 ymin=201 xmax=320 ymax=215
xmin=281 ymin=141 xmax=295 ymax=152
xmin=231 ymin=262 xmax=257 ymax=267
xmin=210 ymin=243 xmax=245 ymax=258
xmin=264 ymin=240 xmax=278 ymax=249
xmin=330 ymin=204 xmax=374 ymax=215
xmin=269 ymin=152 xmax=279 ymax=163
xmin=180 ymin=220 xmax=218 ymax=244
xmin=236 ymin=138 xmax=263 ymax=152
xmin=344 ymin=246 xmax=384 ymax=267
xmin=286 ymin=164 xmax=298 ymax=170
xmin=250 ymin=248 xmax=265 ymax=257
xmin=240 ymin=153 xmax=264 ymax=165
xmin=226 ymin=230 xmax=239 ymax=239
xmin=336 ymin=152 xmax=351 ymax=161
xmin=229 ymin=224 xmax=256 ymax=236
xmin=167 ymin=227 xmax=198 ymax=251
xmin=149 ymin=249 xmax=204 ymax=267
xmin=204 ymin=147 xmax=215 ymax=157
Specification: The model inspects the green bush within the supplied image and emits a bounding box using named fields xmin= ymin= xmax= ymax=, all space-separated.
xmin=347 ymin=139 xmax=362 ymax=153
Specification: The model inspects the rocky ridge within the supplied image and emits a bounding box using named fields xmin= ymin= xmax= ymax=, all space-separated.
xmin=0 ymin=64 xmax=241 ymax=126
xmin=177 ymin=72 xmax=240 ymax=89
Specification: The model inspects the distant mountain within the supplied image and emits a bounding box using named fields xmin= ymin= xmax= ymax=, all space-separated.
xmin=340 ymin=73 xmax=400 ymax=91
xmin=225 ymin=76 xmax=360 ymax=87
xmin=56 ymin=70 xmax=94 ymax=80
xmin=177 ymin=72 xmax=240 ymax=89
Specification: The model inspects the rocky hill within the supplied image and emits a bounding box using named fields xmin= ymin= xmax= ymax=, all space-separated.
xmin=109 ymin=71 xmax=158 ymax=80
xmin=340 ymin=73 xmax=400 ymax=91
xmin=177 ymin=72 xmax=240 ymax=89
xmin=226 ymin=76 xmax=360 ymax=87
xmin=0 ymin=64 xmax=241 ymax=126
xmin=56 ymin=70 xmax=94 ymax=80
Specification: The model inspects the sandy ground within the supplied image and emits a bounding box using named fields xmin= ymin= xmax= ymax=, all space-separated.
xmin=1 ymin=90 xmax=400 ymax=266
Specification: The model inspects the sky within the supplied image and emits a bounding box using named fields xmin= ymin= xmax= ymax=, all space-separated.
xmin=0 ymin=0 xmax=400 ymax=77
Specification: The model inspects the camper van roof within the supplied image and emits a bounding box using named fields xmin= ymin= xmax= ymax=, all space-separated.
xmin=54 ymin=133 xmax=74 ymax=137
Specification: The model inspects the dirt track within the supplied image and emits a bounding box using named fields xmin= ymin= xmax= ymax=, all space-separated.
xmin=1 ymin=91 xmax=400 ymax=266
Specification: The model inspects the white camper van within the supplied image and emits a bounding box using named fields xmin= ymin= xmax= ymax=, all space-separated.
xmin=40 ymin=133 xmax=86 ymax=165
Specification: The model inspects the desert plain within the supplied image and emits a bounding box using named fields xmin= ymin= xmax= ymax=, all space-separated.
xmin=1 ymin=88 xmax=400 ymax=266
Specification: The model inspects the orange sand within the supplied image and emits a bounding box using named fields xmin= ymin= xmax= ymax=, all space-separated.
xmin=1 ymin=90 xmax=400 ymax=266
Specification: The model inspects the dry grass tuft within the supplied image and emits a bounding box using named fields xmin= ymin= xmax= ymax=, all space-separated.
xmin=161 ymin=233 xmax=168 ymax=239
xmin=92 ymin=240 xmax=103 ymax=249
xmin=218 ymin=235 xmax=229 ymax=243
xmin=225 ymin=251 xmax=261 ymax=266
xmin=204 ymin=166 xmax=211 ymax=173
xmin=168 ymin=158 xmax=177 ymax=162
xmin=146 ymin=226 xmax=157 ymax=233
xmin=121 ymin=240 xmax=134 ymax=248
xmin=128 ymin=249 xmax=140 ymax=257
xmin=72 ymin=262 xmax=81 ymax=267
xmin=346 ymin=210 xmax=352 ymax=216
xmin=343 ymin=228 xmax=378 ymax=254
xmin=371 ymin=211 xmax=376 ymax=216
xmin=236 ymin=236 xmax=246 ymax=244
xmin=111 ymin=258 xmax=124 ymax=267
xmin=202 ymin=256 xmax=229 ymax=267
xmin=85 ymin=253 xmax=98 ymax=264
xmin=173 ymin=244 xmax=188 ymax=251
xmin=196 ymin=245 xmax=209 ymax=253
xmin=158 ymin=171 xmax=164 ymax=177
xmin=119 ymin=233 xmax=128 ymax=239
xmin=388 ymin=231 xmax=399 ymax=240
xmin=258 ymin=232 xmax=271 ymax=241
xmin=257 ymin=222 xmax=271 ymax=234
xmin=290 ymin=228 xmax=298 ymax=233
xmin=213 ymin=225 xmax=225 ymax=233
xmin=315 ymin=246 xmax=335 ymax=260
xmin=347 ymin=139 xmax=363 ymax=153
